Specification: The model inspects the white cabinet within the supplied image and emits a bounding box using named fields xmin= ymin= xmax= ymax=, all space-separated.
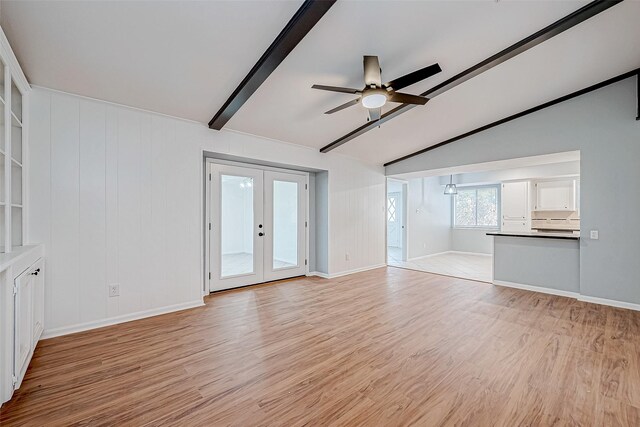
xmin=501 ymin=181 xmax=529 ymax=232
xmin=534 ymin=179 xmax=576 ymax=211
xmin=14 ymin=268 xmax=33 ymax=384
xmin=13 ymin=258 xmax=43 ymax=389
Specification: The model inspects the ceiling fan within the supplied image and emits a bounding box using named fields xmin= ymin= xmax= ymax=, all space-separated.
xmin=312 ymin=55 xmax=441 ymax=122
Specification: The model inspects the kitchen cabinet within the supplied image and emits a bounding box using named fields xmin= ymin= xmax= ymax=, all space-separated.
xmin=501 ymin=181 xmax=530 ymax=232
xmin=0 ymin=246 xmax=44 ymax=406
xmin=13 ymin=258 xmax=43 ymax=390
xmin=534 ymin=179 xmax=576 ymax=211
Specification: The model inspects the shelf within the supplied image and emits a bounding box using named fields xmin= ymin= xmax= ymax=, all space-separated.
xmin=11 ymin=204 xmax=22 ymax=208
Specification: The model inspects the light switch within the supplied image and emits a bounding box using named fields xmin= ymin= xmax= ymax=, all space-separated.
xmin=590 ymin=230 xmax=599 ymax=240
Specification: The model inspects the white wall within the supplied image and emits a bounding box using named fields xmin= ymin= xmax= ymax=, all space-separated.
xmin=406 ymin=176 xmax=451 ymax=259
xmin=451 ymin=229 xmax=492 ymax=254
xmin=29 ymin=87 xmax=385 ymax=336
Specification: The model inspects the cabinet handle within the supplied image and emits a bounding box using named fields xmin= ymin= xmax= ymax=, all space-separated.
xmin=31 ymin=268 xmax=41 ymax=276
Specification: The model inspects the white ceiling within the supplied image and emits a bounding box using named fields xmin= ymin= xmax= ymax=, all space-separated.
xmin=2 ymin=1 xmax=639 ymax=166
xmin=0 ymin=0 xmax=303 ymax=123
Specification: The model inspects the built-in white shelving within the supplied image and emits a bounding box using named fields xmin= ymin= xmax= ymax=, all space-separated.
xmin=0 ymin=50 xmax=26 ymax=252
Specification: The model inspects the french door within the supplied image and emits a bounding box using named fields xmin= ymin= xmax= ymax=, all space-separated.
xmin=209 ymin=163 xmax=307 ymax=292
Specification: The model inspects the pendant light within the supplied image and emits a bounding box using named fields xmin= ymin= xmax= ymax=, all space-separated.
xmin=444 ymin=175 xmax=457 ymax=195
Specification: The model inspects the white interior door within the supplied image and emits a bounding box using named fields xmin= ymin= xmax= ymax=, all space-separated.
xmin=263 ymin=171 xmax=307 ymax=282
xmin=210 ymin=163 xmax=264 ymax=291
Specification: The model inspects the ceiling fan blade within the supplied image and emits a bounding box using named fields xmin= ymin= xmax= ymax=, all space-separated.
xmin=388 ymin=92 xmax=429 ymax=105
xmin=363 ymin=55 xmax=382 ymax=87
xmin=368 ymin=107 xmax=381 ymax=122
xmin=312 ymin=84 xmax=361 ymax=94
xmin=385 ymin=63 xmax=442 ymax=91
xmin=325 ymin=98 xmax=360 ymax=114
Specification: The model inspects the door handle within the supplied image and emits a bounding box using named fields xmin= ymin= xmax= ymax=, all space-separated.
xmin=258 ymin=232 xmax=264 ymax=237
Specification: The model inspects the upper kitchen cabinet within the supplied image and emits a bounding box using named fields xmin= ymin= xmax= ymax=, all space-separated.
xmin=534 ymin=179 xmax=577 ymax=211
xmin=501 ymin=181 xmax=530 ymax=232
xmin=502 ymin=181 xmax=528 ymax=220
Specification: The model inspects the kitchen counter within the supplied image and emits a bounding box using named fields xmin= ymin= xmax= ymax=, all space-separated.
xmin=486 ymin=231 xmax=579 ymax=240
xmin=489 ymin=233 xmax=580 ymax=295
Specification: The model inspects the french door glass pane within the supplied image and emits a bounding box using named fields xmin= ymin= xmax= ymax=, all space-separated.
xmin=272 ymin=180 xmax=298 ymax=269
xmin=220 ymin=174 xmax=254 ymax=278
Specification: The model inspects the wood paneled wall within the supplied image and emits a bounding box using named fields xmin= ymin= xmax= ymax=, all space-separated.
xmin=28 ymin=88 xmax=386 ymax=337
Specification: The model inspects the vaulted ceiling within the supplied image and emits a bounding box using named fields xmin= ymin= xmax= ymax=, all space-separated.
xmin=2 ymin=1 xmax=639 ymax=165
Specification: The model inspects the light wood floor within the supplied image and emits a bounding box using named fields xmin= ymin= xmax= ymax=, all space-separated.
xmin=2 ymin=267 xmax=640 ymax=426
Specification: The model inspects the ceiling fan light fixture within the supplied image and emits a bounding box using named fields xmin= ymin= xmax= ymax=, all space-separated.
xmin=361 ymin=91 xmax=387 ymax=109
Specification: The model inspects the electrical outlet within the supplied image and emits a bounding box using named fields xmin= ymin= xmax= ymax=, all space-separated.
xmin=108 ymin=284 xmax=120 ymax=297
xmin=590 ymin=230 xmax=599 ymax=240
xmin=345 ymin=253 xmax=350 ymax=261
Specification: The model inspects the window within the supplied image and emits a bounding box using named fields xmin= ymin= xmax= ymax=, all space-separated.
xmin=387 ymin=196 xmax=397 ymax=222
xmin=453 ymin=186 xmax=499 ymax=228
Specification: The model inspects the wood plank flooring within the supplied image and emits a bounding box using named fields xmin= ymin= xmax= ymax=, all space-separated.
xmin=2 ymin=267 xmax=640 ymax=426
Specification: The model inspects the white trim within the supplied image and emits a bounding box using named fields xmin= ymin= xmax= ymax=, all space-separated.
xmin=407 ymin=250 xmax=491 ymax=262
xmin=578 ymin=295 xmax=640 ymax=312
xmin=307 ymin=271 xmax=330 ymax=279
xmin=407 ymin=251 xmax=449 ymax=262
xmin=493 ymin=280 xmax=640 ymax=312
xmin=0 ymin=26 xmax=30 ymax=93
xmin=308 ymin=264 xmax=386 ymax=279
xmin=493 ymin=280 xmax=579 ymax=298
xmin=447 ymin=250 xmax=492 ymax=257
xmin=327 ymin=264 xmax=387 ymax=279
xmin=41 ymin=299 xmax=205 ymax=339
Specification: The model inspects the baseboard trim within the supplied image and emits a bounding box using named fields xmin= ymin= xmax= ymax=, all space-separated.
xmin=448 ymin=250 xmax=492 ymax=257
xmin=407 ymin=251 xmax=450 ymax=262
xmin=407 ymin=250 xmax=492 ymax=262
xmin=577 ymin=295 xmax=640 ymax=312
xmin=493 ymin=280 xmax=579 ymax=299
xmin=309 ymin=264 xmax=387 ymax=279
xmin=493 ymin=280 xmax=640 ymax=312
xmin=42 ymin=299 xmax=205 ymax=339
xmin=307 ymin=271 xmax=330 ymax=279
xmin=330 ymin=264 xmax=387 ymax=279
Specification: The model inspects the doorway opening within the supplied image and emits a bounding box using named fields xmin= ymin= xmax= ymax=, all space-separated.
xmin=386 ymin=179 xmax=407 ymax=265
xmin=206 ymin=160 xmax=309 ymax=292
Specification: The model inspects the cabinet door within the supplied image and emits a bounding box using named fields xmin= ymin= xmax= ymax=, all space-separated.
xmin=32 ymin=264 xmax=44 ymax=345
xmin=535 ymin=180 xmax=576 ymax=211
xmin=502 ymin=182 xmax=528 ymax=220
xmin=502 ymin=219 xmax=529 ymax=232
xmin=14 ymin=273 xmax=33 ymax=383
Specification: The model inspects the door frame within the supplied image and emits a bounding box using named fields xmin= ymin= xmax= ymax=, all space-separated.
xmin=385 ymin=178 xmax=408 ymax=263
xmin=204 ymin=158 xmax=309 ymax=294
